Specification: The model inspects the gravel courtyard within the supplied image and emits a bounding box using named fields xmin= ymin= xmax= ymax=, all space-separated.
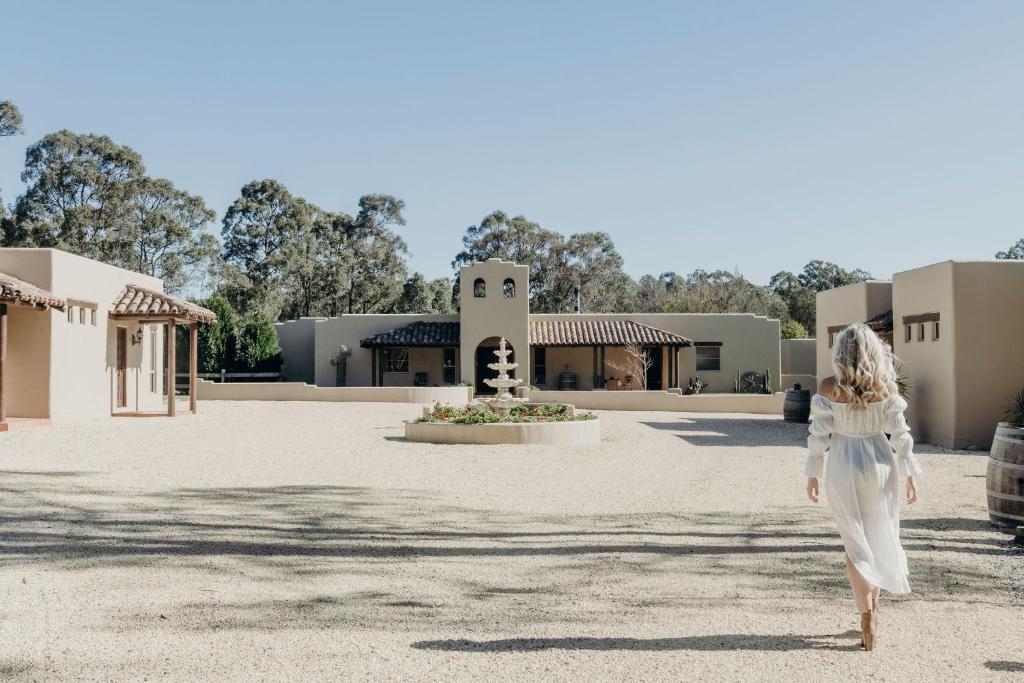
xmin=0 ymin=402 xmax=1020 ymax=681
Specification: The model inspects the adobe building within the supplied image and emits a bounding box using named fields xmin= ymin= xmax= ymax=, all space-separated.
xmin=0 ymin=248 xmax=214 ymax=429
xmin=816 ymin=260 xmax=1024 ymax=449
xmin=277 ymin=258 xmax=795 ymax=396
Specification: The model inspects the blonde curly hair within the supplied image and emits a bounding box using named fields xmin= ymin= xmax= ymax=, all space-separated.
xmin=830 ymin=323 xmax=899 ymax=409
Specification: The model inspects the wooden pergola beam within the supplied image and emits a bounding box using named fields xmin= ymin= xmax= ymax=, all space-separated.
xmin=189 ymin=322 xmax=198 ymax=414
xmin=166 ymin=319 xmax=176 ymax=417
xmin=0 ymin=303 xmax=7 ymax=424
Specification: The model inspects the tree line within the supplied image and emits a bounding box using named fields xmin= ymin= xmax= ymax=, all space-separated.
xmin=14 ymin=98 xmax=1019 ymax=368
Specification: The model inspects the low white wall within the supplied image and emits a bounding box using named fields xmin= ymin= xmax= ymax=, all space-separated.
xmin=521 ymin=389 xmax=784 ymax=414
xmin=198 ymin=380 xmax=473 ymax=405
xmin=405 ymin=418 xmax=601 ymax=445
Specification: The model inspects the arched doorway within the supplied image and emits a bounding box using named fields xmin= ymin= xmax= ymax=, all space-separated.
xmin=474 ymin=337 xmax=515 ymax=394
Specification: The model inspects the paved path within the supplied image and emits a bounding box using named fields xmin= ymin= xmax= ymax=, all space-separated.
xmin=0 ymin=402 xmax=1020 ymax=681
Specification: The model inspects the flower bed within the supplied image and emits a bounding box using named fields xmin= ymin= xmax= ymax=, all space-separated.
xmin=417 ymin=402 xmax=596 ymax=425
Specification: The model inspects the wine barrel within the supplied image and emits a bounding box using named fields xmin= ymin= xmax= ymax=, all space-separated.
xmin=987 ymin=422 xmax=1024 ymax=528
xmin=783 ymin=384 xmax=811 ymax=423
xmin=558 ymin=371 xmax=577 ymax=391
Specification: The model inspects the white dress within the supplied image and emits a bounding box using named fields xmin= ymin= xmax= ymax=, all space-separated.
xmin=806 ymin=394 xmax=923 ymax=593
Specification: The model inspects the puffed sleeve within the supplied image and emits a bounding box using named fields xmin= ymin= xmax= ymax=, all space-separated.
xmin=884 ymin=395 xmax=922 ymax=477
xmin=806 ymin=394 xmax=832 ymax=478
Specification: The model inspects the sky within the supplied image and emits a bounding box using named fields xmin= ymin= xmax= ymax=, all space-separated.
xmin=1 ymin=1 xmax=1022 ymax=284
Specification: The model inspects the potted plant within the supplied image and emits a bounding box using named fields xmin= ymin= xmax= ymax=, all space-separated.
xmin=330 ymin=345 xmax=352 ymax=387
xmin=987 ymin=390 xmax=1024 ymax=529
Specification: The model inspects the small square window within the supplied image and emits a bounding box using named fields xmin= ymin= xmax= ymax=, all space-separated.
xmin=918 ymin=323 xmax=925 ymax=341
xmin=68 ymin=306 xmax=75 ymax=323
xmin=828 ymin=332 xmax=835 ymax=348
xmin=91 ymin=309 xmax=97 ymax=326
xmin=79 ymin=308 xmax=86 ymax=324
xmin=695 ymin=344 xmax=721 ymax=372
xmin=904 ymin=325 xmax=911 ymax=343
xmin=932 ymin=321 xmax=939 ymax=341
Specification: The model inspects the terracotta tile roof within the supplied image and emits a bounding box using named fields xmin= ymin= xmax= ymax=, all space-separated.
xmin=529 ymin=319 xmax=692 ymax=347
xmin=865 ymin=309 xmax=894 ymax=333
xmin=360 ymin=321 xmax=460 ymax=347
xmin=0 ymin=272 xmax=66 ymax=310
xmin=111 ymin=285 xmax=216 ymax=323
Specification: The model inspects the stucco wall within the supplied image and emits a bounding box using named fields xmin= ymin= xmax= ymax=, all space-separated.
xmin=275 ymin=317 xmax=323 ymax=384
xmin=949 ymin=261 xmax=1024 ymax=448
xmin=198 ymin=380 xmax=473 ymax=405
xmin=4 ymin=305 xmax=51 ymax=417
xmin=815 ymin=280 xmax=892 ymax=386
xmin=892 ymin=262 xmax=956 ymax=447
xmin=521 ymin=388 xmax=784 ymax=414
xmin=781 ymin=339 xmax=816 ymax=375
xmin=0 ymin=248 xmax=166 ymax=419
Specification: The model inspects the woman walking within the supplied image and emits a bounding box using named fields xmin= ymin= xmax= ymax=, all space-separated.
xmin=805 ymin=323 xmax=922 ymax=650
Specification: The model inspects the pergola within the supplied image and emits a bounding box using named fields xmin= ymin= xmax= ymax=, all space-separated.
xmin=0 ymin=272 xmax=67 ymax=428
xmin=109 ymin=285 xmax=216 ymax=416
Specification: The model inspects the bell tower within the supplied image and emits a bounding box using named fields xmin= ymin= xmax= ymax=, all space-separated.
xmin=458 ymin=259 xmax=530 ymax=392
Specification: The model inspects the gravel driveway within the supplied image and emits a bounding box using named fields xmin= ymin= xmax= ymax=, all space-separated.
xmin=0 ymin=402 xmax=1020 ymax=681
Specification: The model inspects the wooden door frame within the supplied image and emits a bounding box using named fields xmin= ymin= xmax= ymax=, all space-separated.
xmin=116 ymin=326 xmax=127 ymax=408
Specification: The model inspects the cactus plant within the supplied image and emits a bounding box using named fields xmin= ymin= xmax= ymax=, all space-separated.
xmin=763 ymin=368 xmax=772 ymax=394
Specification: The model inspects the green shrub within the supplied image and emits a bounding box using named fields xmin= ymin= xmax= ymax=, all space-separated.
xmin=237 ymin=311 xmax=282 ymax=372
xmin=1005 ymin=389 xmax=1024 ymax=426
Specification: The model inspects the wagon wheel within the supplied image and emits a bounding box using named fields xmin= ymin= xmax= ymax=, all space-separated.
xmin=740 ymin=371 xmax=764 ymax=394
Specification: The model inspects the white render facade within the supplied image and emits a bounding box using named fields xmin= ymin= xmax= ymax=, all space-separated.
xmin=277 ymin=259 xmax=790 ymax=395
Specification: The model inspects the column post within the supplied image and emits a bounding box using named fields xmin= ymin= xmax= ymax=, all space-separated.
xmin=167 ymin=320 xmax=176 ymax=417
xmin=189 ymin=322 xmax=198 ymax=413
xmin=0 ymin=303 xmax=7 ymax=424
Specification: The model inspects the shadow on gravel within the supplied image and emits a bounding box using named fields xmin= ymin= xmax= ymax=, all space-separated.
xmin=985 ymin=661 xmax=1024 ymax=673
xmin=0 ymin=472 xmax=1015 ymax=632
xmin=412 ymin=632 xmax=863 ymax=652
xmin=641 ymin=417 xmax=809 ymax=448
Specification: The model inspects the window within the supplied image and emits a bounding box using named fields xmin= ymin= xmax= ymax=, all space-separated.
xmin=473 ymin=278 xmax=486 ymax=298
xmin=828 ymin=331 xmax=835 ymax=348
xmin=503 ymin=278 xmax=516 ymax=298
xmin=904 ymin=325 xmax=912 ymax=343
xmin=68 ymin=306 xmax=75 ymax=323
xmin=79 ymin=308 xmax=87 ymax=324
xmin=90 ymin=310 xmax=97 ymax=326
xmin=443 ymin=348 xmax=457 ymax=385
xmin=695 ymin=343 xmax=721 ymax=372
xmin=534 ymin=347 xmax=547 ymax=386
xmin=149 ymin=326 xmax=158 ymax=393
xmin=383 ymin=347 xmax=409 ymax=373
xmin=933 ymin=321 xmax=940 ymax=341
xmin=918 ymin=323 xmax=925 ymax=341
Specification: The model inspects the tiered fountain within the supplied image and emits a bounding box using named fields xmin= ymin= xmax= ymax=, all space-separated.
xmin=403 ymin=336 xmax=600 ymax=445
xmin=481 ymin=337 xmax=527 ymax=416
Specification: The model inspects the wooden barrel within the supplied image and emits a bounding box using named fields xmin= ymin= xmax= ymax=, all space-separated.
xmin=987 ymin=422 xmax=1024 ymax=529
xmin=783 ymin=384 xmax=811 ymax=423
xmin=558 ymin=371 xmax=577 ymax=390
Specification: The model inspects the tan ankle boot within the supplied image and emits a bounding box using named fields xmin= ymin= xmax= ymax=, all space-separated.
xmin=861 ymin=610 xmax=876 ymax=651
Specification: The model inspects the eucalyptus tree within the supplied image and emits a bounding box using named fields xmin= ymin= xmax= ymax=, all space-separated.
xmin=0 ymin=100 xmax=23 ymax=137
xmin=996 ymin=239 xmax=1024 ymax=260
xmin=8 ymin=130 xmax=143 ymax=256
xmin=221 ymin=179 xmax=311 ymax=319
xmin=124 ymin=176 xmax=218 ymax=292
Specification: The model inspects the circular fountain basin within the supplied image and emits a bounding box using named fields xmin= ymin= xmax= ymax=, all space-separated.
xmin=404 ymin=416 xmax=600 ymax=445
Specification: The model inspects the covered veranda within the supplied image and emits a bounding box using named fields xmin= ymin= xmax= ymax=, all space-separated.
xmin=109 ymin=285 xmax=216 ymax=417
xmin=528 ymin=319 xmax=693 ymax=391
xmin=360 ymin=321 xmax=460 ymax=387
xmin=0 ymin=272 xmax=67 ymax=431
